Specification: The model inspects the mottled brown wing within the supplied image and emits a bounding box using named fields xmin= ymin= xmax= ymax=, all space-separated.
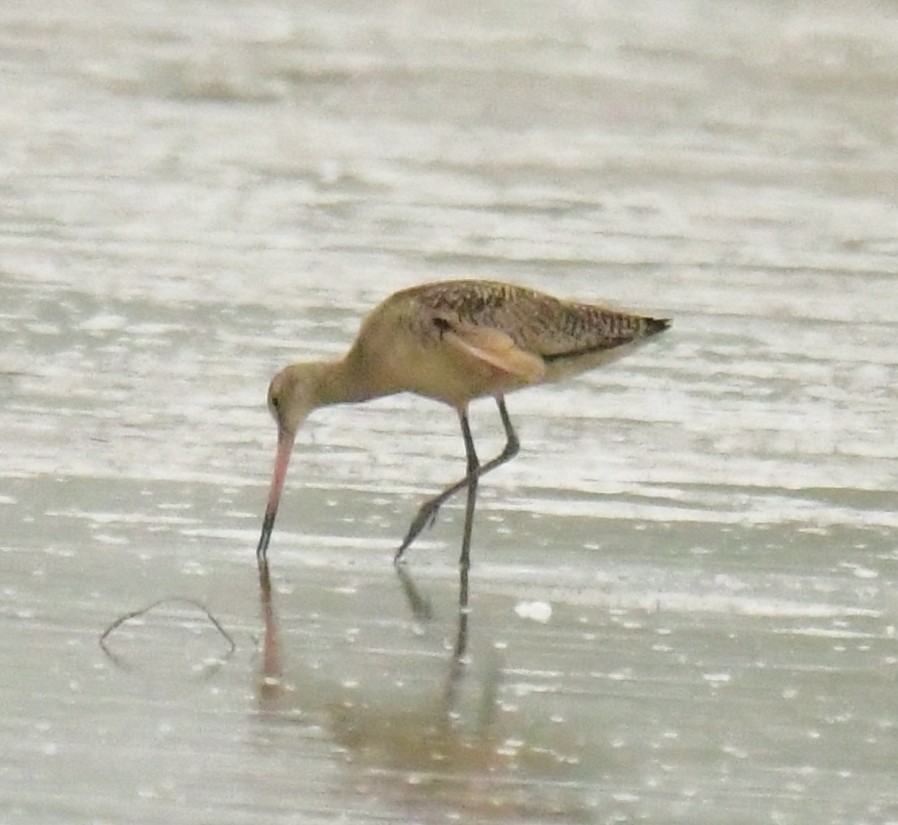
xmin=410 ymin=279 xmax=661 ymax=361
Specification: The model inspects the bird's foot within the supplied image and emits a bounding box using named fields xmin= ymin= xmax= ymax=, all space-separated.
xmin=394 ymin=499 xmax=443 ymax=563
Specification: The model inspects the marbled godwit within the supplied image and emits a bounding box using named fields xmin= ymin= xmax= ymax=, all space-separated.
xmin=256 ymin=279 xmax=669 ymax=570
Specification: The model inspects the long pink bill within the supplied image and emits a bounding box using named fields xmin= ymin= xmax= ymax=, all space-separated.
xmin=256 ymin=427 xmax=296 ymax=567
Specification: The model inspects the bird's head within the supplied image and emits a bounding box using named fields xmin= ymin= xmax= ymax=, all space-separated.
xmin=256 ymin=362 xmax=329 ymax=564
xmin=266 ymin=363 xmax=320 ymax=438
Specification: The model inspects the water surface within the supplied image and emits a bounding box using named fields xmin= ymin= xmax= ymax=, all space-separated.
xmin=1 ymin=1 xmax=896 ymax=823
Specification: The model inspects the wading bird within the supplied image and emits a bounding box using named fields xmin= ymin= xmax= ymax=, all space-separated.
xmin=255 ymin=280 xmax=669 ymax=571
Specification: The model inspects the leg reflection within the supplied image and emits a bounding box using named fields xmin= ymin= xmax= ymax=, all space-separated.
xmin=394 ymin=562 xmax=480 ymax=721
xmin=442 ymin=562 xmax=470 ymax=717
xmin=395 ymin=564 xmax=433 ymax=622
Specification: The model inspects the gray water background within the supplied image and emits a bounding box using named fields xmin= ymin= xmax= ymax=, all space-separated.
xmin=1 ymin=2 xmax=897 ymax=823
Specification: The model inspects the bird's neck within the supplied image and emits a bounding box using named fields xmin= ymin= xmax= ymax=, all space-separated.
xmin=312 ymin=349 xmax=377 ymax=407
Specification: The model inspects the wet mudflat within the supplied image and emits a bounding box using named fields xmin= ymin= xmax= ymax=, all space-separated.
xmin=1 ymin=1 xmax=897 ymax=823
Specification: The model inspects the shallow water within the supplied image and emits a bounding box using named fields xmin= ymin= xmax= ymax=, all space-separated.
xmin=2 ymin=1 xmax=897 ymax=823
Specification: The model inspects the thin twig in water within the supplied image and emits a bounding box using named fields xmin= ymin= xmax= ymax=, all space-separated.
xmin=99 ymin=597 xmax=236 ymax=671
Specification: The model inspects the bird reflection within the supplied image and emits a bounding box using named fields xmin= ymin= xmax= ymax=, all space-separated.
xmin=256 ymin=555 xmax=282 ymax=701
xmin=255 ymin=556 xmax=591 ymax=820
xmin=395 ymin=562 xmax=472 ymax=720
xmin=256 ymin=554 xmax=475 ymax=718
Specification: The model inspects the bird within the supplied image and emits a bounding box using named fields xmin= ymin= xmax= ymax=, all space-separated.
xmin=255 ymin=279 xmax=670 ymax=571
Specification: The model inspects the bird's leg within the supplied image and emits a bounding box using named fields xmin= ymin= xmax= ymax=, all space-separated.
xmin=394 ymin=397 xmax=520 ymax=564
xmin=458 ymin=409 xmax=480 ymax=570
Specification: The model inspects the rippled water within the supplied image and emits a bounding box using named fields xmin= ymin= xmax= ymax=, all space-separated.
xmin=2 ymin=1 xmax=897 ymax=823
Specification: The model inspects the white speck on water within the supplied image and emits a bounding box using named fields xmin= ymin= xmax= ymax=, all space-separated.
xmin=95 ymin=533 xmax=129 ymax=546
xmin=840 ymin=563 xmax=878 ymax=579
xmin=497 ymin=738 xmax=524 ymax=756
xmin=515 ymin=600 xmax=552 ymax=623
xmin=26 ymin=322 xmax=61 ymax=335
xmin=703 ymin=672 xmax=732 ymax=685
xmin=79 ymin=314 xmax=128 ymax=333
xmin=2 ymin=3 xmax=896 ymax=822
xmin=179 ymin=560 xmax=208 ymax=577
xmin=608 ymin=668 xmax=634 ymax=682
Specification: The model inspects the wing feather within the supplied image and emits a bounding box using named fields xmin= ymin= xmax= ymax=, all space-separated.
xmin=409 ymin=280 xmax=652 ymax=357
xmin=441 ymin=320 xmax=546 ymax=383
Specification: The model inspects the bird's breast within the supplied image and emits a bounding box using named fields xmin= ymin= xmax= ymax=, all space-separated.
xmin=358 ymin=305 xmax=530 ymax=408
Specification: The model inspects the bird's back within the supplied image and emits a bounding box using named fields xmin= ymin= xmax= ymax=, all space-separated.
xmin=403 ymin=279 xmax=667 ymax=356
xmin=354 ymin=279 xmax=669 ymax=406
